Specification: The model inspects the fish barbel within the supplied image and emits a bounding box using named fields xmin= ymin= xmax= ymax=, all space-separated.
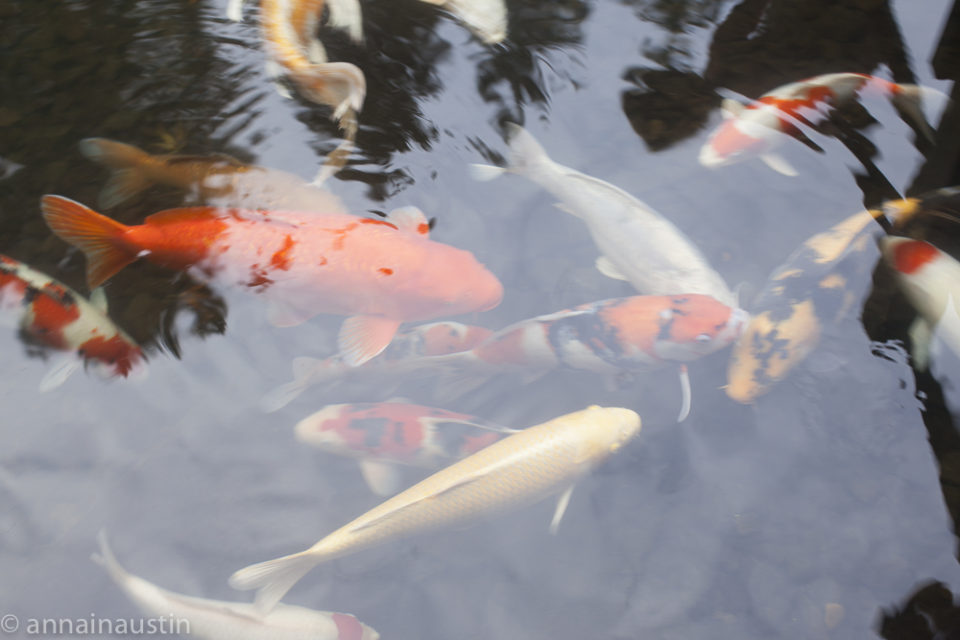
xmin=230 ymin=405 xmax=642 ymax=612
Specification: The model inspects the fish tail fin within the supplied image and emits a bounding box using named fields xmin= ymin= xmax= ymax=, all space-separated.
xmin=259 ymin=380 xmax=307 ymax=413
xmin=40 ymin=195 xmax=136 ymax=289
xmin=91 ymin=529 xmax=129 ymax=584
xmin=503 ymin=122 xmax=553 ymax=174
xmin=290 ymin=62 xmax=367 ymax=121
xmin=78 ymin=138 xmax=153 ymax=209
xmin=229 ymin=550 xmax=321 ymax=614
xmin=889 ymin=84 xmax=948 ymax=144
xmin=326 ymin=0 xmax=364 ymax=43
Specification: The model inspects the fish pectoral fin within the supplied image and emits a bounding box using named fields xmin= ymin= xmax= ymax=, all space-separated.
xmin=549 ymin=485 xmax=575 ymax=534
xmin=468 ymin=163 xmax=506 ymax=182
xmin=88 ymin=287 xmax=108 ymax=313
xmin=38 ymin=357 xmax=81 ymax=392
xmin=338 ymin=316 xmax=401 ymax=367
xmin=267 ymin=302 xmax=313 ymax=328
xmin=760 ymin=153 xmax=798 ymax=177
xmin=720 ymin=97 xmax=745 ymax=118
xmin=100 ymin=168 xmax=151 ymax=210
xmin=359 ymin=460 xmax=405 ymax=496
xmin=388 ymin=206 xmax=431 ymax=236
xmin=595 ymin=256 xmax=629 ymax=281
xmin=908 ymin=317 xmax=933 ymax=371
xmin=677 ymin=364 xmax=692 ymax=422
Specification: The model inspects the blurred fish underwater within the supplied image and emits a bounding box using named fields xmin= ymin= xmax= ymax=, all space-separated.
xmin=3 ymin=1 xmax=960 ymax=639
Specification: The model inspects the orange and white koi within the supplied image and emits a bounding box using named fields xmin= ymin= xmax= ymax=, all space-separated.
xmin=880 ymin=236 xmax=960 ymax=369
xmin=95 ymin=531 xmax=379 ymax=640
xmin=700 ymin=72 xmax=939 ymax=176
xmin=230 ymin=405 xmax=641 ymax=613
xmin=40 ymin=196 xmax=503 ymax=366
xmin=0 ymin=254 xmax=143 ymax=390
xmin=417 ymin=0 xmax=507 ymax=44
xmin=78 ymin=138 xmax=348 ymax=213
xmin=473 ymin=124 xmax=736 ymax=307
xmin=271 ymin=295 xmax=747 ymax=420
xmin=260 ymin=0 xmax=366 ymax=122
xmin=261 ymin=321 xmax=493 ymax=411
xmin=296 ymin=401 xmax=517 ymax=495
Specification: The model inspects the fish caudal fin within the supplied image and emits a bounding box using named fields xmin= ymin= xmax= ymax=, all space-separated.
xmin=229 ymin=550 xmax=320 ymax=614
xmin=78 ymin=138 xmax=153 ymax=209
xmin=40 ymin=195 xmax=136 ymax=290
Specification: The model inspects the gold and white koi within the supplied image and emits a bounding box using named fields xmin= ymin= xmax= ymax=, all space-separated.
xmin=94 ymin=531 xmax=380 ymax=640
xmin=473 ymin=124 xmax=736 ymax=307
xmin=79 ymin=137 xmax=348 ymax=213
xmin=417 ymin=0 xmax=507 ymax=44
xmin=230 ymin=405 xmax=642 ymax=612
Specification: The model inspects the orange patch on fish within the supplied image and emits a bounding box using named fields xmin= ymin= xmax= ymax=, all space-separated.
xmin=891 ymin=239 xmax=939 ymax=275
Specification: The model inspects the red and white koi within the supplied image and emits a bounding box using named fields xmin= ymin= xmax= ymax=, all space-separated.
xmin=230 ymin=406 xmax=641 ymax=613
xmin=95 ymin=531 xmax=379 ymax=640
xmin=473 ymin=124 xmax=736 ymax=306
xmin=0 ymin=254 xmax=143 ymax=390
xmin=261 ymin=320 xmax=493 ymax=411
xmin=271 ymin=295 xmax=747 ymax=420
xmin=40 ymin=196 xmax=503 ymax=367
xmin=700 ymin=72 xmax=940 ymax=176
xmin=78 ymin=137 xmax=348 ymax=213
xmin=880 ymin=236 xmax=960 ymax=369
xmin=295 ymin=402 xmax=517 ymax=495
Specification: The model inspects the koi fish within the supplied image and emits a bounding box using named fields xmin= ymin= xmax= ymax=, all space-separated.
xmin=260 ymin=0 xmax=366 ymax=123
xmin=473 ymin=124 xmax=736 ymax=307
xmin=261 ymin=320 xmax=492 ymax=411
xmin=417 ymin=0 xmax=507 ymax=44
xmin=0 ymin=254 xmax=143 ymax=390
xmin=879 ymin=236 xmax=960 ymax=369
xmin=40 ymin=196 xmax=503 ymax=366
xmin=229 ymin=0 xmax=364 ymax=43
xmin=270 ymin=295 xmax=747 ymax=420
xmin=78 ymin=138 xmax=348 ymax=213
xmin=94 ymin=531 xmax=379 ymax=640
xmin=230 ymin=405 xmax=642 ymax=613
xmin=725 ymin=200 xmax=919 ymax=403
xmin=700 ymin=72 xmax=940 ymax=176
xmin=296 ymin=401 xmax=517 ymax=495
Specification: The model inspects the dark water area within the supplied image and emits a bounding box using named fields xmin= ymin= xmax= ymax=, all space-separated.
xmin=3 ymin=0 xmax=960 ymax=638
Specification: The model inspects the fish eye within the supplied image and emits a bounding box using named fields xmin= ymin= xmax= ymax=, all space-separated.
xmin=695 ymin=333 xmax=712 ymax=344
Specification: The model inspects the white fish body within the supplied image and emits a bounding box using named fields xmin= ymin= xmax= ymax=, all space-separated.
xmin=419 ymin=0 xmax=507 ymax=43
xmin=94 ymin=532 xmax=379 ymax=640
xmin=476 ymin=124 xmax=735 ymax=306
xmin=230 ymin=405 xmax=642 ymax=612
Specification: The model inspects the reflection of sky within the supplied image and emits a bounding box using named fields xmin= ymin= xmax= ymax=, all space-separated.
xmin=2 ymin=0 xmax=960 ymax=638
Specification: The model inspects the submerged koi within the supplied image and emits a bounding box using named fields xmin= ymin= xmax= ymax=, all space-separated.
xmin=94 ymin=532 xmax=379 ymax=640
xmin=417 ymin=0 xmax=507 ymax=44
xmin=473 ymin=124 xmax=736 ymax=307
xmin=880 ymin=236 xmax=960 ymax=369
xmin=230 ymin=405 xmax=641 ymax=613
xmin=700 ymin=72 xmax=940 ymax=176
xmin=296 ymin=401 xmax=516 ymax=495
xmin=78 ymin=138 xmax=347 ymax=213
xmin=40 ymin=196 xmax=503 ymax=366
xmin=261 ymin=321 xmax=493 ymax=411
xmin=260 ymin=0 xmax=366 ymax=122
xmin=0 ymin=254 xmax=143 ymax=390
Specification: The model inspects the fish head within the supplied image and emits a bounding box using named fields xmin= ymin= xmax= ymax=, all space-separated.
xmin=581 ymin=405 xmax=642 ymax=455
xmin=295 ymin=404 xmax=354 ymax=451
xmin=879 ymin=236 xmax=941 ymax=278
xmin=880 ymin=236 xmax=955 ymax=322
xmin=699 ymin=113 xmax=775 ymax=168
xmin=652 ymin=295 xmax=749 ymax=361
xmin=391 ymin=245 xmax=503 ymax=319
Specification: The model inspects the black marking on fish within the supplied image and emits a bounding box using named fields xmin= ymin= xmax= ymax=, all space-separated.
xmin=546 ymin=311 xmax=630 ymax=369
xmin=429 ymin=421 xmax=471 ymax=459
xmin=351 ymin=417 xmax=390 ymax=449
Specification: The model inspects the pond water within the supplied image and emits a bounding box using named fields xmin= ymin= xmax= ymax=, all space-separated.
xmin=2 ymin=0 xmax=960 ymax=638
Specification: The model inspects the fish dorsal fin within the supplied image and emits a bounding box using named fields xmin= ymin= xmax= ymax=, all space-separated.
xmin=721 ymin=98 xmax=746 ymax=118
xmin=595 ymin=256 xmax=628 ymax=281
xmin=359 ymin=460 xmax=404 ymax=496
xmin=387 ymin=207 xmax=431 ymax=236
xmin=88 ymin=287 xmax=108 ymax=313
xmin=338 ymin=315 xmax=402 ymax=366
xmin=144 ymin=206 xmax=225 ymax=226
